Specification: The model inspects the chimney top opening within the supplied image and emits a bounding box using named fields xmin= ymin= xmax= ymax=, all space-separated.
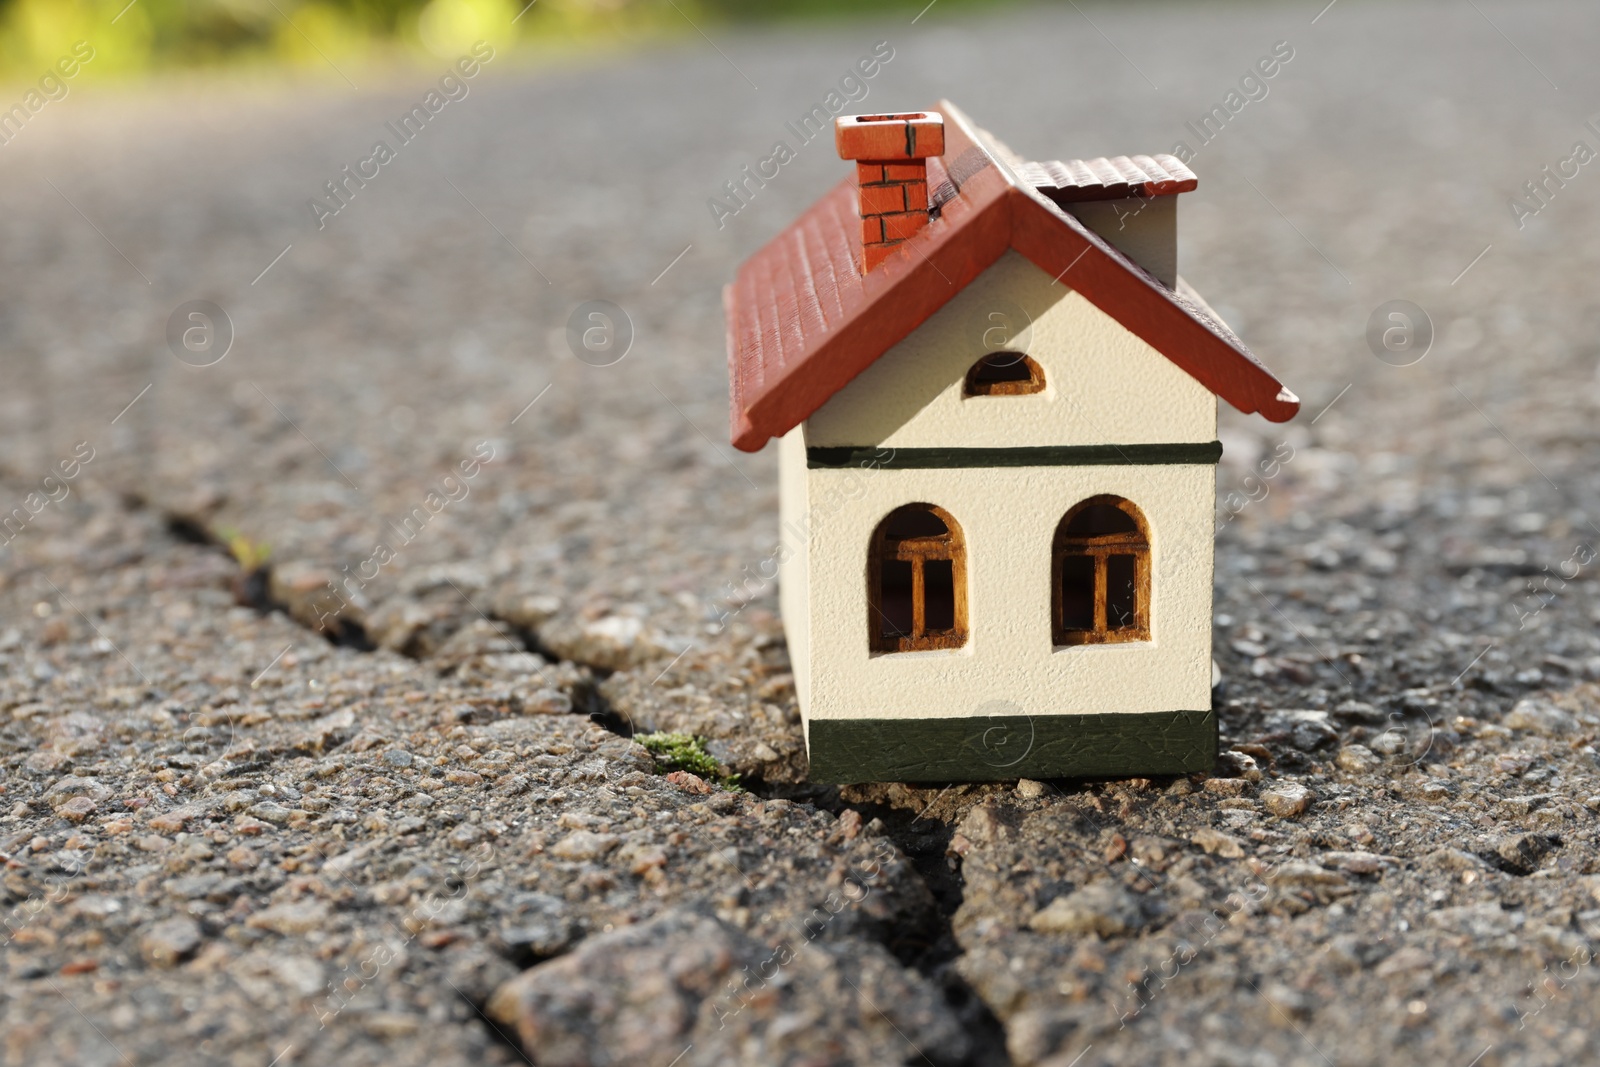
xmin=850 ymin=112 xmax=929 ymax=124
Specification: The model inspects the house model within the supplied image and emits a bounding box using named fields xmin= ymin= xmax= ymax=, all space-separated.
xmin=723 ymin=103 xmax=1299 ymax=784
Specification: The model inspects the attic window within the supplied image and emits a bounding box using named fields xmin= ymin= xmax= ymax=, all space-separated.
xmin=1053 ymin=496 xmax=1150 ymax=646
xmin=869 ymin=503 xmax=968 ymax=653
xmin=964 ymin=353 xmax=1044 ymax=396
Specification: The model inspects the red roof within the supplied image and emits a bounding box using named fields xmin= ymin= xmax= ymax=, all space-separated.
xmin=1017 ymin=154 xmax=1198 ymax=203
xmin=725 ymin=101 xmax=1299 ymax=453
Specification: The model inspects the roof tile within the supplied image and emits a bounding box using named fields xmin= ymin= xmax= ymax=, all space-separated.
xmin=1017 ymin=153 xmax=1199 ymax=204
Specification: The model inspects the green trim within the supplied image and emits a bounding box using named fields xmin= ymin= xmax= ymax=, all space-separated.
xmin=806 ymin=442 xmax=1223 ymax=469
xmin=807 ymin=710 xmax=1216 ymax=784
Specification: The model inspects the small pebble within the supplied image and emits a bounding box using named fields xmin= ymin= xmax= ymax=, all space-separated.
xmin=1505 ymin=698 xmax=1578 ymax=737
xmin=1029 ymin=882 xmax=1146 ymax=937
xmin=1262 ymin=782 xmax=1313 ymax=817
xmin=1336 ymin=745 xmax=1380 ymax=774
xmin=1191 ymin=827 xmax=1246 ymax=858
xmin=140 ymin=917 xmax=202 ymax=967
xmin=56 ymin=797 xmax=96 ymax=823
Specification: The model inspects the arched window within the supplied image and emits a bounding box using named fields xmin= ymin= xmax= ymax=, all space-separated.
xmin=1053 ymin=496 xmax=1150 ymax=645
xmin=964 ymin=352 xmax=1045 ymax=396
xmin=868 ymin=504 xmax=968 ymax=653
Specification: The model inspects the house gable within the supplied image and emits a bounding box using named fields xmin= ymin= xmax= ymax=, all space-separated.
xmin=803 ymin=250 xmax=1216 ymax=450
xmin=725 ymin=100 xmax=1299 ymax=454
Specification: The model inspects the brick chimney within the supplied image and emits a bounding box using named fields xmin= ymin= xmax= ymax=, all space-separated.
xmin=835 ymin=112 xmax=945 ymax=273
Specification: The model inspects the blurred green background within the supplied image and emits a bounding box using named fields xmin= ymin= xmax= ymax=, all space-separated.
xmin=0 ymin=0 xmax=1006 ymax=83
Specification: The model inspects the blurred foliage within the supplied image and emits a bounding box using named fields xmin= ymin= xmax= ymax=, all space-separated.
xmin=0 ymin=0 xmax=1006 ymax=82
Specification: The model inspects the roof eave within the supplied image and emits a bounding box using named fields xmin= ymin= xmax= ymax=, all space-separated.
xmin=734 ymin=187 xmax=1013 ymax=451
xmin=1007 ymin=186 xmax=1300 ymax=424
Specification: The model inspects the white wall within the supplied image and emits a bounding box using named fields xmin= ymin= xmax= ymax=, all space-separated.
xmin=788 ymin=247 xmax=1226 ymax=732
xmin=803 ymin=250 xmax=1216 ymax=450
xmin=776 ymin=424 xmax=811 ymax=709
xmin=803 ymin=462 xmax=1216 ymax=723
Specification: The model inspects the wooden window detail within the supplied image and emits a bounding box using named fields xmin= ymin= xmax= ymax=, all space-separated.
xmin=869 ymin=503 xmax=968 ymax=653
xmin=964 ymin=352 xmax=1044 ymax=396
xmin=1053 ymin=495 xmax=1151 ymax=645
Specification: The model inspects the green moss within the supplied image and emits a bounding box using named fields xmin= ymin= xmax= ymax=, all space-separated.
xmin=216 ymin=526 xmax=271 ymax=573
xmin=635 ymin=731 xmax=741 ymax=791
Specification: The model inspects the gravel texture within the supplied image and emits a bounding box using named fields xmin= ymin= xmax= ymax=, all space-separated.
xmin=5 ymin=1 xmax=1600 ymax=1064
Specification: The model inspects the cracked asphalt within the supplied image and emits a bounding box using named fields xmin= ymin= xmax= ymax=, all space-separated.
xmin=5 ymin=1 xmax=1600 ymax=1064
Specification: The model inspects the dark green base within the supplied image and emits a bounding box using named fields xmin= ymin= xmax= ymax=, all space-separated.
xmin=806 ymin=711 xmax=1217 ymax=784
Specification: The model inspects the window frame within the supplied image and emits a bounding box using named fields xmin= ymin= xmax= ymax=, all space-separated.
xmin=868 ymin=503 xmax=969 ymax=654
xmin=963 ymin=352 xmax=1046 ymax=397
xmin=1052 ymin=495 xmax=1151 ymax=646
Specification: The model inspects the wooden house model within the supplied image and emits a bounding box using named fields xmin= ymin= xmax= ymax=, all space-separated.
xmin=723 ymin=103 xmax=1298 ymax=784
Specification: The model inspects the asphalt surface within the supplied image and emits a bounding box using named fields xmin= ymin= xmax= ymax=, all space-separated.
xmin=5 ymin=1 xmax=1600 ymax=1064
